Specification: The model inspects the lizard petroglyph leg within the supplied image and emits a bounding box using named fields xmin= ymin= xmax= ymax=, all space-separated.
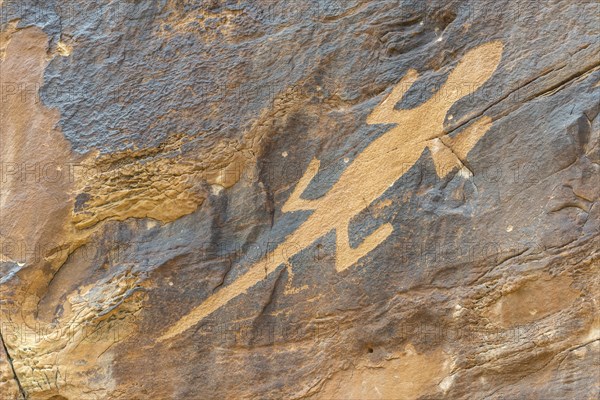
xmin=366 ymin=69 xmax=419 ymax=125
xmin=335 ymin=221 xmax=394 ymax=272
xmin=282 ymin=158 xmax=321 ymax=213
xmin=429 ymin=116 xmax=494 ymax=178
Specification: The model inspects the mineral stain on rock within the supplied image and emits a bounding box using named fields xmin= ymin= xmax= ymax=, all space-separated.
xmin=318 ymin=346 xmax=451 ymax=400
xmin=487 ymin=273 xmax=581 ymax=328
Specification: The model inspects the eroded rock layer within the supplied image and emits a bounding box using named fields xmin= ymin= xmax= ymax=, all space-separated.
xmin=0 ymin=1 xmax=598 ymax=399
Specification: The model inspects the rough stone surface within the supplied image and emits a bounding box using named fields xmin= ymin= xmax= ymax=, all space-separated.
xmin=0 ymin=1 xmax=599 ymax=399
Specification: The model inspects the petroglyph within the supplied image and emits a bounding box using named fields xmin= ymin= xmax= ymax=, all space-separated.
xmin=159 ymin=41 xmax=504 ymax=342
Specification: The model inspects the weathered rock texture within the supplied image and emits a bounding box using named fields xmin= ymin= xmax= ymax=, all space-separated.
xmin=0 ymin=0 xmax=599 ymax=399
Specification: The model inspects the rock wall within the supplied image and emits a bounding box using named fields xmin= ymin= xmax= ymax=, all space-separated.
xmin=0 ymin=1 xmax=598 ymax=399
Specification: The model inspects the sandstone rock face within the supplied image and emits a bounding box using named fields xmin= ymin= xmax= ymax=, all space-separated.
xmin=0 ymin=1 xmax=598 ymax=399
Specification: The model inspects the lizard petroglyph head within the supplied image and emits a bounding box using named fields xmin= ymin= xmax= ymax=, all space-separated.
xmin=367 ymin=40 xmax=504 ymax=142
